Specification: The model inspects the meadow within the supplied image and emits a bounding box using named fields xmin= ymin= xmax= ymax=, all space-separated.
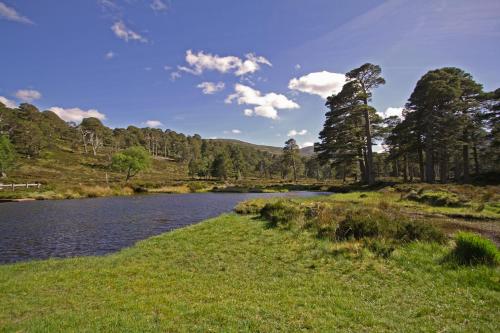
xmin=1 ymin=188 xmax=499 ymax=332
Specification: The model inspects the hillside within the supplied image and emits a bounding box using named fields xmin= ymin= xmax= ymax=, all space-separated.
xmin=213 ymin=139 xmax=315 ymax=156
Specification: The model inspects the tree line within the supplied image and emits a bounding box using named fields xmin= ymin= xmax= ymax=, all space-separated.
xmin=0 ymin=102 xmax=329 ymax=181
xmin=316 ymin=64 xmax=499 ymax=184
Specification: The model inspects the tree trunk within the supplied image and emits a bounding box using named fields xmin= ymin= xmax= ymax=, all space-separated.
xmin=362 ymin=104 xmax=375 ymax=185
xmin=418 ymin=146 xmax=425 ymax=182
xmin=462 ymin=143 xmax=470 ymax=183
xmin=403 ymin=154 xmax=408 ymax=183
xmin=473 ymin=145 xmax=480 ymax=175
xmin=425 ymin=143 xmax=435 ymax=183
xmin=358 ymin=148 xmax=367 ymax=183
xmin=439 ymin=148 xmax=448 ymax=183
xmin=292 ymin=157 xmax=297 ymax=182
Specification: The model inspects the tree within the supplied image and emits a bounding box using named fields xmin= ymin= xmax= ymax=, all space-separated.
xmin=0 ymin=135 xmax=15 ymax=177
xmin=345 ymin=63 xmax=386 ymax=184
xmin=111 ymin=146 xmax=152 ymax=182
xmin=405 ymin=68 xmax=483 ymax=183
xmin=316 ymin=64 xmax=385 ymax=185
xmin=211 ymin=153 xmax=232 ymax=180
xmin=283 ymin=138 xmax=300 ymax=182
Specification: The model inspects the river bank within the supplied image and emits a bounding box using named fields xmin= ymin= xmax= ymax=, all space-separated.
xmin=1 ymin=209 xmax=498 ymax=331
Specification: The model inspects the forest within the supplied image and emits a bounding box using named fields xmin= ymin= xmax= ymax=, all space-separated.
xmin=0 ymin=65 xmax=498 ymax=187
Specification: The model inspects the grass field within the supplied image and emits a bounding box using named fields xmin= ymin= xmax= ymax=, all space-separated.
xmin=1 ymin=212 xmax=499 ymax=332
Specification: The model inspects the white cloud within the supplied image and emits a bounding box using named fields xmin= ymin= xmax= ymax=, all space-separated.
xmin=288 ymin=71 xmax=346 ymax=98
xmin=226 ymin=84 xmax=299 ymax=120
xmin=300 ymin=142 xmax=314 ymax=148
xmin=144 ymin=67 xmax=152 ymax=71
xmin=105 ymin=51 xmax=115 ymax=59
xmin=151 ymin=0 xmax=167 ymax=11
xmin=111 ymin=21 xmax=147 ymax=43
xmin=295 ymin=64 xmax=301 ymax=70
xmin=49 ymin=107 xmax=106 ymax=123
xmin=0 ymin=2 xmax=33 ymax=24
xmin=287 ymin=129 xmax=308 ymax=137
xmin=15 ymin=89 xmax=41 ymax=102
xmin=197 ymin=81 xmax=225 ymax=95
xmin=0 ymin=96 xmax=17 ymax=108
xmin=179 ymin=50 xmax=271 ymax=76
xmin=144 ymin=120 xmax=163 ymax=128
xmin=231 ymin=129 xmax=241 ymax=134
xmin=170 ymin=71 xmax=181 ymax=81
xmin=382 ymin=107 xmax=404 ymax=119
xmin=163 ymin=65 xmax=172 ymax=71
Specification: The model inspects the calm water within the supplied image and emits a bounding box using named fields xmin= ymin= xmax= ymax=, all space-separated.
xmin=0 ymin=192 xmax=323 ymax=264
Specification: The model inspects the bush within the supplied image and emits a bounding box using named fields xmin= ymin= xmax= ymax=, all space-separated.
xmin=395 ymin=220 xmax=446 ymax=243
xmin=260 ymin=200 xmax=303 ymax=228
xmin=336 ymin=210 xmax=381 ymax=240
xmin=304 ymin=203 xmax=339 ymax=240
xmin=234 ymin=199 xmax=267 ymax=215
xmin=335 ymin=207 xmax=445 ymax=243
xmin=405 ymin=190 xmax=463 ymax=207
xmin=451 ymin=232 xmax=500 ymax=266
xmin=364 ymin=239 xmax=396 ymax=258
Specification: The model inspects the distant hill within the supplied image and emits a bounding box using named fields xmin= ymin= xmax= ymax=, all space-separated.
xmin=212 ymin=139 xmax=315 ymax=157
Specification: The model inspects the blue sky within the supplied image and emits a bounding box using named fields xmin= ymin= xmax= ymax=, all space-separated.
xmin=1 ymin=0 xmax=499 ymax=148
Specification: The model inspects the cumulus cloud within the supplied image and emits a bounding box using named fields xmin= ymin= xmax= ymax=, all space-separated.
xmin=105 ymin=51 xmax=115 ymax=59
xmin=231 ymin=129 xmax=241 ymax=134
xmin=179 ymin=50 xmax=271 ymax=76
xmin=0 ymin=2 xmax=33 ymax=24
xmin=197 ymin=81 xmax=225 ymax=95
xmin=287 ymin=129 xmax=308 ymax=137
xmin=382 ymin=107 xmax=404 ymax=119
xmin=144 ymin=120 xmax=163 ymax=128
xmin=226 ymin=84 xmax=299 ymax=120
xmin=288 ymin=71 xmax=346 ymax=98
xmin=111 ymin=21 xmax=147 ymax=42
xmin=15 ymin=89 xmax=41 ymax=102
xmin=151 ymin=0 xmax=167 ymax=11
xmin=0 ymin=96 xmax=17 ymax=108
xmin=49 ymin=107 xmax=106 ymax=123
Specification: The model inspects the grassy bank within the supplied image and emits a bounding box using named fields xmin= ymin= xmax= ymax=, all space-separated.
xmin=1 ymin=212 xmax=499 ymax=332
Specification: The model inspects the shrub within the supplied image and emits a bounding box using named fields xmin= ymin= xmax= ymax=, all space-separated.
xmin=364 ymin=239 xmax=396 ymax=258
xmin=335 ymin=207 xmax=445 ymax=243
xmin=304 ymin=203 xmax=339 ymax=240
xmin=451 ymin=232 xmax=500 ymax=266
xmin=405 ymin=190 xmax=463 ymax=207
xmin=336 ymin=210 xmax=381 ymax=240
xmin=395 ymin=220 xmax=446 ymax=243
xmin=234 ymin=199 xmax=267 ymax=215
xmin=259 ymin=200 xmax=303 ymax=228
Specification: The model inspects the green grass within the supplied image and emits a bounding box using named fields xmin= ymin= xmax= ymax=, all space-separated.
xmin=1 ymin=214 xmax=499 ymax=332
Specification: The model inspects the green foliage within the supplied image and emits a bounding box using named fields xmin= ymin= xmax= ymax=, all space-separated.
xmin=111 ymin=146 xmax=152 ymax=181
xmin=451 ymin=232 xmax=500 ymax=266
xmin=260 ymin=200 xmax=303 ymax=228
xmin=404 ymin=189 xmax=463 ymax=207
xmin=336 ymin=208 xmax=445 ymax=243
xmin=234 ymin=198 xmax=269 ymax=214
xmin=0 ymin=135 xmax=15 ymax=176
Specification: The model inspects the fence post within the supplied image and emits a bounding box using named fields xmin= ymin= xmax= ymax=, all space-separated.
xmin=11 ymin=183 xmax=14 ymax=191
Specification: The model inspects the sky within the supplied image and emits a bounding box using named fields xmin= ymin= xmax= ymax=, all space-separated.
xmin=1 ymin=0 xmax=499 ymax=148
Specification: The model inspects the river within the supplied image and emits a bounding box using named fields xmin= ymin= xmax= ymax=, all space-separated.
xmin=0 ymin=191 xmax=324 ymax=263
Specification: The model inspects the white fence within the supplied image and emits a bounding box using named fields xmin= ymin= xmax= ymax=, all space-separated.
xmin=0 ymin=183 xmax=42 ymax=191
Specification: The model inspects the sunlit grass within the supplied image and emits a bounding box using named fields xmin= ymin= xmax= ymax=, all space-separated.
xmin=0 ymin=214 xmax=498 ymax=332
